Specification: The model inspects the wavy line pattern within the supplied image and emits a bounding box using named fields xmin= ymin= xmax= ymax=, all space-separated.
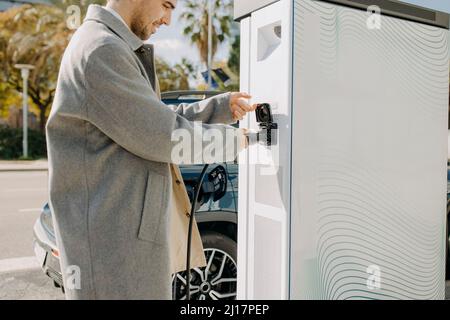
xmin=293 ymin=0 xmax=449 ymax=117
xmin=291 ymin=0 xmax=448 ymax=300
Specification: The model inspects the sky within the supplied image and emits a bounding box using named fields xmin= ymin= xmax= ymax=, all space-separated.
xmin=147 ymin=0 xmax=450 ymax=82
xmin=399 ymin=0 xmax=450 ymax=13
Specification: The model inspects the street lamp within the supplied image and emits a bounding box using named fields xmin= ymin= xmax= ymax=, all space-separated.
xmin=14 ymin=64 xmax=35 ymax=158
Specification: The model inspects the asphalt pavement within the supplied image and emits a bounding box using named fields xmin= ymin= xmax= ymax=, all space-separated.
xmin=0 ymin=269 xmax=64 ymax=300
xmin=0 ymin=170 xmax=47 ymax=259
xmin=0 ymin=164 xmax=63 ymax=299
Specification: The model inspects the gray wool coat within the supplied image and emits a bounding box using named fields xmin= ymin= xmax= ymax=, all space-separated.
xmin=46 ymin=5 xmax=242 ymax=300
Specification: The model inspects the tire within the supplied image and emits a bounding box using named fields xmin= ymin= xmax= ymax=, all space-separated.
xmin=201 ymin=231 xmax=237 ymax=266
xmin=172 ymin=231 xmax=237 ymax=300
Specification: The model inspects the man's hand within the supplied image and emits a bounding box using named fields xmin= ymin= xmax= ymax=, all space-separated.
xmin=230 ymin=92 xmax=256 ymax=121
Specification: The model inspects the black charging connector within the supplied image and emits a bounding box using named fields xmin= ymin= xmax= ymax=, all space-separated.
xmin=255 ymin=103 xmax=278 ymax=146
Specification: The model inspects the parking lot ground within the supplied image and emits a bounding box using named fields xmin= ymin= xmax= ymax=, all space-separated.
xmin=0 ymin=266 xmax=449 ymax=300
xmin=0 ymin=268 xmax=64 ymax=300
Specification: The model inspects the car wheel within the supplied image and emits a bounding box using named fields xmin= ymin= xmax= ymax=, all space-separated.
xmin=172 ymin=231 xmax=237 ymax=300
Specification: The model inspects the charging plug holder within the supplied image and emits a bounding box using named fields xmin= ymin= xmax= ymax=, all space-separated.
xmin=255 ymin=103 xmax=278 ymax=146
xmin=258 ymin=122 xmax=278 ymax=146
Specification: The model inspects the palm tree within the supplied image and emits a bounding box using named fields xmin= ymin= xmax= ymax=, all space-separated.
xmin=179 ymin=0 xmax=233 ymax=69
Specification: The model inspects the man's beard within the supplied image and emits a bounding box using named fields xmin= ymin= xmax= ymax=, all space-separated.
xmin=130 ymin=11 xmax=150 ymax=40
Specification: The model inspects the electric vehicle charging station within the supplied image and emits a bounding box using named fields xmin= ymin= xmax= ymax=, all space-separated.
xmin=236 ymin=0 xmax=450 ymax=299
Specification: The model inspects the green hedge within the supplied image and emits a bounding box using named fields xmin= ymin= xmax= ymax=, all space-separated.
xmin=0 ymin=125 xmax=47 ymax=160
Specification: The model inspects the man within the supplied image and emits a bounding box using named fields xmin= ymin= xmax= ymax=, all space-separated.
xmin=46 ymin=0 xmax=255 ymax=299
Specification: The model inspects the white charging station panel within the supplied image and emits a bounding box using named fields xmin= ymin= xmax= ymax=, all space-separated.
xmin=237 ymin=0 xmax=449 ymax=300
xmin=244 ymin=0 xmax=292 ymax=299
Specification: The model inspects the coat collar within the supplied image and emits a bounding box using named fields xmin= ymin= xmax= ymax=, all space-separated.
xmin=84 ymin=4 xmax=144 ymax=52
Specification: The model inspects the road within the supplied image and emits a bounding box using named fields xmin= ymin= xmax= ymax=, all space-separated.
xmin=0 ymin=171 xmax=48 ymax=259
xmin=0 ymin=170 xmax=63 ymax=299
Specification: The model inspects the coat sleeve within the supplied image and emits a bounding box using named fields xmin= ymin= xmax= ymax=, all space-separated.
xmin=166 ymin=93 xmax=236 ymax=125
xmin=83 ymin=43 xmax=245 ymax=165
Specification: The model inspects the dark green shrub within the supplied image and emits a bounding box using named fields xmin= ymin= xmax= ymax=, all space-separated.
xmin=0 ymin=125 xmax=47 ymax=160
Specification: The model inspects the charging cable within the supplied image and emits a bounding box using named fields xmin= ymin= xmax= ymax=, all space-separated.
xmin=185 ymin=164 xmax=209 ymax=300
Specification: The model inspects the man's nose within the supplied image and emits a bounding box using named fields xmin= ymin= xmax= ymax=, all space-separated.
xmin=162 ymin=11 xmax=172 ymax=26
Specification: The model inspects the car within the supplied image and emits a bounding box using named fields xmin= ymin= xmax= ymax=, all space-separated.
xmin=33 ymin=91 xmax=239 ymax=300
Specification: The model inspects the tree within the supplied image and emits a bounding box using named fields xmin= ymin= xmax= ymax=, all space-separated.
xmin=0 ymin=1 xmax=104 ymax=131
xmin=0 ymin=83 xmax=21 ymax=119
xmin=50 ymin=0 xmax=105 ymax=11
xmin=156 ymin=58 xmax=195 ymax=92
xmin=228 ymin=34 xmax=240 ymax=77
xmin=50 ymin=0 xmax=105 ymax=21
xmin=0 ymin=4 xmax=71 ymax=131
xmin=180 ymin=0 xmax=233 ymax=69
